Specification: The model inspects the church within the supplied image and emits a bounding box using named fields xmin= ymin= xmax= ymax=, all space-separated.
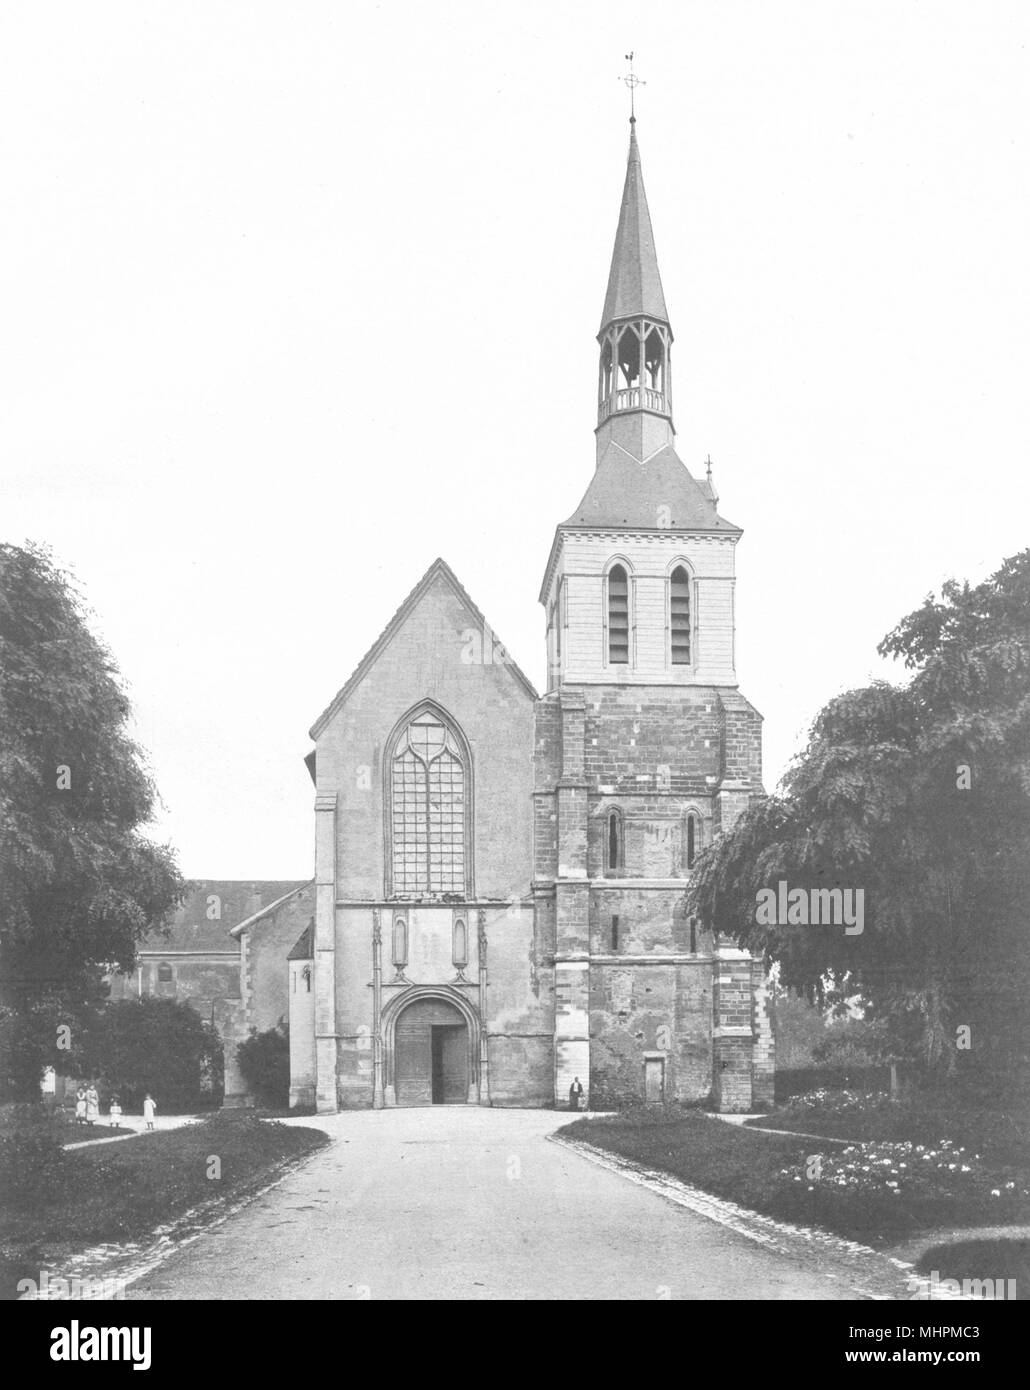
xmin=229 ymin=116 xmax=773 ymax=1114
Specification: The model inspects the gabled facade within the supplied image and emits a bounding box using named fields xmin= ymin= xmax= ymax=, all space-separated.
xmin=252 ymin=117 xmax=773 ymax=1115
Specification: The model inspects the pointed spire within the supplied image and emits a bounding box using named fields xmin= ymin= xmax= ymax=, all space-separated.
xmin=600 ymin=120 xmax=669 ymax=332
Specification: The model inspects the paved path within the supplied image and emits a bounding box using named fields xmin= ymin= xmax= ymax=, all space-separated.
xmin=122 ymin=1108 xmax=903 ymax=1300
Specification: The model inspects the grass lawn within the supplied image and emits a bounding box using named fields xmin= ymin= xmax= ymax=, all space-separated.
xmin=746 ymin=1087 xmax=1030 ymax=1166
xmin=559 ymin=1104 xmax=1030 ymax=1249
xmin=0 ymin=1109 xmax=328 ymax=1300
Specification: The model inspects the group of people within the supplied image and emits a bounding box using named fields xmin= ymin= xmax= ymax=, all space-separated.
xmin=73 ymin=1085 xmax=157 ymax=1131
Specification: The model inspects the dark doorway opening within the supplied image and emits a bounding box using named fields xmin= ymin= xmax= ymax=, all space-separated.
xmin=431 ymin=1025 xmax=466 ymax=1104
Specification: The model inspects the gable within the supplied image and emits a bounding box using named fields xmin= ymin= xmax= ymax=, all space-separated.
xmin=309 ymin=558 xmax=537 ymax=739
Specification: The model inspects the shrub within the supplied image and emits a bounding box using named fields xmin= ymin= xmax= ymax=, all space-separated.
xmin=82 ymin=997 xmax=222 ymax=1111
xmin=236 ymin=1020 xmax=290 ymax=1109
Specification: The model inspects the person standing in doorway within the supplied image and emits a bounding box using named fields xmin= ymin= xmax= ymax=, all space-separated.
xmin=569 ymin=1076 xmax=584 ymax=1111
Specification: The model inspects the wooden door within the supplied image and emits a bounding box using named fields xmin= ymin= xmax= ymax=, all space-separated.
xmin=395 ymin=999 xmax=469 ymax=1105
xmin=644 ymin=1056 xmax=665 ymax=1104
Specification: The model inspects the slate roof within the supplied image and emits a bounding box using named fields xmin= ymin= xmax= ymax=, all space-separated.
xmin=561 ymin=441 xmax=741 ymax=532
xmin=141 ymin=881 xmax=309 ymax=952
xmin=600 ymin=121 xmax=670 ymax=332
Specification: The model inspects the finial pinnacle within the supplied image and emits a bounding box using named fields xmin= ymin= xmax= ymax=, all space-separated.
xmin=621 ymin=50 xmax=645 ymax=121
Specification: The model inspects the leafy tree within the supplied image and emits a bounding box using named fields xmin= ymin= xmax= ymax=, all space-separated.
xmin=0 ymin=544 xmax=184 ymax=1098
xmin=689 ymin=549 xmax=1030 ymax=1084
xmin=80 ymin=997 xmax=222 ymax=1111
xmin=236 ymin=1020 xmax=290 ymax=1109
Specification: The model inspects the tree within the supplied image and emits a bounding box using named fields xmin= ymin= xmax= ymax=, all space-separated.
xmin=689 ymin=549 xmax=1030 ymax=1084
xmin=0 ymin=544 xmax=184 ymax=1098
xmin=79 ymin=997 xmax=222 ymax=1110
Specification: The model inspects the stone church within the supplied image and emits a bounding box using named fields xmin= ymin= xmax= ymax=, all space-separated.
xmin=231 ymin=118 xmax=773 ymax=1114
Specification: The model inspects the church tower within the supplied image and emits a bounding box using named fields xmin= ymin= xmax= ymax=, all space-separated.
xmin=535 ymin=118 xmax=774 ymax=1112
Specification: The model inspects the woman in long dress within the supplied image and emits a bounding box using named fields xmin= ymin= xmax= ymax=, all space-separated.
xmin=85 ymin=1083 xmax=100 ymax=1126
xmin=74 ymin=1086 xmax=87 ymax=1125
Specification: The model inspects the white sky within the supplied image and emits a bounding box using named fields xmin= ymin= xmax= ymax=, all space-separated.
xmin=2 ymin=2 xmax=1028 ymax=878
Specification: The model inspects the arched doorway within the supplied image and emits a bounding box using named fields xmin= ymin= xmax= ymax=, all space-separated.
xmin=394 ymin=997 xmax=470 ymax=1106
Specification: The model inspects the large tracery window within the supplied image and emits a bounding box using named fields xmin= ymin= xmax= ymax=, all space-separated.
xmin=390 ymin=709 xmax=469 ymax=897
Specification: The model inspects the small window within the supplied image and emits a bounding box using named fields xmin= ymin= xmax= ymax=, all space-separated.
xmin=684 ymin=812 xmax=701 ymax=871
xmin=608 ymin=565 xmax=629 ymax=664
xmin=157 ymin=962 xmax=173 ymax=983
xmin=452 ymin=918 xmax=468 ymax=969
xmin=689 ymin=917 xmax=698 ymax=954
xmin=392 ymin=915 xmax=408 ymax=968
xmin=610 ymin=914 xmax=620 ymax=952
xmin=670 ymin=566 xmax=691 ymax=665
xmin=606 ymin=809 xmax=624 ymax=876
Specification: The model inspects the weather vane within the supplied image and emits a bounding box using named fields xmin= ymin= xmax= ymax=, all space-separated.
xmin=621 ymin=51 xmax=645 ymax=120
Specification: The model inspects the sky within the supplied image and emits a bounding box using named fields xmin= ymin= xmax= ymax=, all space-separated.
xmin=2 ymin=2 xmax=1028 ymax=878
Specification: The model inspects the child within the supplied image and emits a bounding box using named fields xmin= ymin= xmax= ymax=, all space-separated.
xmin=143 ymin=1093 xmax=156 ymax=1131
xmin=109 ymin=1096 xmax=122 ymax=1128
xmin=74 ymin=1085 xmax=87 ymax=1126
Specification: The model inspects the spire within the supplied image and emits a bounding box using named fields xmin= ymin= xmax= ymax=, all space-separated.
xmin=599 ymin=120 xmax=670 ymax=333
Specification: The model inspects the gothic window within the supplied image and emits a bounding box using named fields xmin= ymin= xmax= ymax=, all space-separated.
xmin=610 ymin=914 xmax=620 ymax=952
xmin=607 ymin=565 xmax=630 ymax=665
xmin=389 ymin=708 xmax=470 ymax=897
xmin=605 ymin=808 xmax=624 ymax=876
xmin=670 ymin=566 xmax=691 ymax=665
xmin=684 ymin=811 xmax=701 ymax=871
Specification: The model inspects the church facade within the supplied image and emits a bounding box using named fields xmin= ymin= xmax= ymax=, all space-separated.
xmin=244 ymin=119 xmax=773 ymax=1114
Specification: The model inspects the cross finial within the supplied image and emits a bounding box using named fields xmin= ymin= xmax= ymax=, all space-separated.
xmin=705 ymin=454 xmax=714 ymax=481
xmin=621 ymin=51 xmax=645 ymax=121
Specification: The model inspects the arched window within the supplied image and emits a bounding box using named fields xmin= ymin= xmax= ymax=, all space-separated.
xmin=607 ymin=565 xmax=629 ymax=665
xmin=684 ymin=811 xmax=701 ymax=871
xmin=392 ymin=915 xmax=408 ymax=968
xmin=452 ymin=917 xmax=468 ymax=969
xmin=389 ymin=706 xmax=470 ymax=897
xmin=157 ymin=962 xmax=173 ymax=983
xmin=670 ymin=566 xmax=691 ymax=665
xmin=605 ymin=808 xmax=624 ymax=876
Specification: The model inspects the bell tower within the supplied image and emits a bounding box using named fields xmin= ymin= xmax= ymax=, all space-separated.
xmin=534 ymin=111 xmax=773 ymax=1114
xmin=595 ymin=117 xmax=675 ymax=465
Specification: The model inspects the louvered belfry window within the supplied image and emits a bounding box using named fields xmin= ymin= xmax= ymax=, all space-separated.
xmin=391 ymin=712 xmax=466 ymax=895
xmin=670 ymin=566 xmax=691 ymax=665
xmin=608 ymin=565 xmax=630 ymax=664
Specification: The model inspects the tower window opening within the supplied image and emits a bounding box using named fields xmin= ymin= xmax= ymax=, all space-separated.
xmin=611 ymin=914 xmax=620 ymax=952
xmin=689 ymin=917 xmax=698 ymax=954
xmin=599 ymin=338 xmax=614 ymax=404
xmin=644 ymin=327 xmax=665 ymax=402
xmin=606 ymin=808 xmax=624 ymax=876
xmin=616 ymin=325 xmax=641 ymax=396
xmin=608 ymin=564 xmax=629 ymax=664
xmin=684 ymin=811 xmax=701 ymax=871
xmin=670 ymin=566 xmax=691 ymax=665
